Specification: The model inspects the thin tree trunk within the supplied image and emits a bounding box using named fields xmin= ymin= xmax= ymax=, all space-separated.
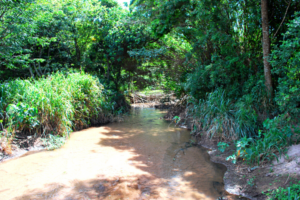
xmin=33 ymin=62 xmax=41 ymax=76
xmin=261 ymin=0 xmax=273 ymax=95
xmin=74 ymin=38 xmax=81 ymax=68
xmin=106 ymin=63 xmax=110 ymax=82
xmin=29 ymin=67 xmax=34 ymax=78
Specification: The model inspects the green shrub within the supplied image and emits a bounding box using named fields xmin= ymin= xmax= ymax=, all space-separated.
xmin=242 ymin=115 xmax=298 ymax=165
xmin=5 ymin=103 xmax=39 ymax=137
xmin=270 ymin=12 xmax=300 ymax=115
xmin=0 ymin=71 xmax=115 ymax=137
xmin=217 ymin=142 xmax=229 ymax=153
xmin=268 ymin=182 xmax=300 ymax=200
xmin=226 ymin=137 xmax=253 ymax=164
xmin=189 ymin=89 xmax=257 ymax=140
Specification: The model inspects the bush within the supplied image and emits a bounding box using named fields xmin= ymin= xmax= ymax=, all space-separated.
xmin=271 ymin=12 xmax=300 ymax=116
xmin=243 ymin=115 xmax=299 ymax=165
xmin=189 ymin=89 xmax=257 ymax=140
xmin=268 ymin=182 xmax=300 ymax=200
xmin=0 ymin=71 xmax=115 ymax=137
xmin=217 ymin=142 xmax=229 ymax=153
xmin=225 ymin=114 xmax=300 ymax=165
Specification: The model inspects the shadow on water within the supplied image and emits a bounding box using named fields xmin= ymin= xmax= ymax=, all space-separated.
xmin=1 ymin=108 xmax=245 ymax=200
xmin=97 ymin=108 xmax=231 ymax=199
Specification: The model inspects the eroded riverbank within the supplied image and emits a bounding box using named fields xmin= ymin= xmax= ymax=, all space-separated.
xmin=0 ymin=108 xmax=242 ymax=200
xmin=164 ymin=103 xmax=300 ymax=200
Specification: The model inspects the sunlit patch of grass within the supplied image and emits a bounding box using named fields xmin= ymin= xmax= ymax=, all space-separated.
xmin=0 ymin=71 xmax=114 ymax=138
xmin=138 ymin=90 xmax=164 ymax=96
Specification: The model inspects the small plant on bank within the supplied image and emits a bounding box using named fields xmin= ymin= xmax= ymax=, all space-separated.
xmin=173 ymin=116 xmax=181 ymax=124
xmin=1 ymin=103 xmax=40 ymax=153
xmin=42 ymin=134 xmax=66 ymax=150
xmin=217 ymin=142 xmax=229 ymax=153
xmin=247 ymin=176 xmax=256 ymax=187
xmin=268 ymin=182 xmax=300 ymax=200
xmin=6 ymin=103 xmax=39 ymax=136
xmin=0 ymin=119 xmax=3 ymax=139
xmin=226 ymin=114 xmax=299 ymax=165
xmin=226 ymin=137 xmax=252 ymax=164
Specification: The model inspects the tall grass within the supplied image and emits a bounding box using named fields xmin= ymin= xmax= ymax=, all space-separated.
xmin=189 ymin=89 xmax=257 ymax=140
xmin=188 ymin=89 xmax=300 ymax=165
xmin=0 ymin=72 xmax=114 ymax=137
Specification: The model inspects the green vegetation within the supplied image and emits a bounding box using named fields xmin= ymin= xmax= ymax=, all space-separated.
xmin=138 ymin=89 xmax=163 ymax=96
xmin=217 ymin=142 xmax=229 ymax=153
xmin=0 ymin=0 xmax=299 ymax=180
xmin=42 ymin=134 xmax=66 ymax=150
xmin=243 ymin=116 xmax=298 ymax=165
xmin=247 ymin=176 xmax=256 ymax=187
xmin=0 ymin=0 xmax=299 ymax=197
xmin=188 ymin=89 xmax=257 ymax=140
xmin=0 ymin=72 xmax=114 ymax=140
xmin=267 ymin=182 xmax=300 ymax=200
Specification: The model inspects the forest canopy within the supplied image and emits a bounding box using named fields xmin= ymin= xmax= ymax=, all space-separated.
xmin=0 ymin=0 xmax=300 ymax=150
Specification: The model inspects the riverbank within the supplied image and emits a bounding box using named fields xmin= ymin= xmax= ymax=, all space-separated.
xmin=2 ymin=103 xmax=299 ymax=199
xmin=0 ymin=108 xmax=242 ymax=200
xmin=0 ymin=102 xmax=169 ymax=163
xmin=200 ymin=139 xmax=300 ymax=200
xmin=165 ymin=104 xmax=300 ymax=200
xmin=0 ymin=135 xmax=45 ymax=162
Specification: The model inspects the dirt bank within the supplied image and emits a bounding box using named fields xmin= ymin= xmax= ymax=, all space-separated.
xmin=165 ymin=104 xmax=300 ymax=200
xmin=0 ymin=134 xmax=45 ymax=162
xmin=200 ymin=140 xmax=300 ymax=200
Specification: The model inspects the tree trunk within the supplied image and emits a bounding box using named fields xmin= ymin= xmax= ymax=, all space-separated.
xmin=261 ymin=0 xmax=273 ymax=95
xmin=74 ymin=38 xmax=81 ymax=68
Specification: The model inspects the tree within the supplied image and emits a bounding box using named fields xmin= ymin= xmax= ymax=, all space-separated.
xmin=261 ymin=0 xmax=273 ymax=94
xmin=0 ymin=0 xmax=36 ymax=78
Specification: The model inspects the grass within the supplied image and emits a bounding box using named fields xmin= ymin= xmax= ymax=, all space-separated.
xmin=138 ymin=89 xmax=164 ymax=96
xmin=188 ymin=89 xmax=257 ymax=140
xmin=0 ymin=71 xmax=115 ymax=140
xmin=267 ymin=181 xmax=300 ymax=200
xmin=188 ymin=89 xmax=300 ymax=165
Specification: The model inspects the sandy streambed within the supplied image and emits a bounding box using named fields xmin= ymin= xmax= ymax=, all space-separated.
xmin=0 ymin=108 xmax=242 ymax=200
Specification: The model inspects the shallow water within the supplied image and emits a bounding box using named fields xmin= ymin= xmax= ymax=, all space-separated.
xmin=0 ymin=108 xmax=238 ymax=200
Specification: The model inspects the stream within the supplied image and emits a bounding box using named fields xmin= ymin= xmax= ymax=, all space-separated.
xmin=0 ymin=108 xmax=240 ymax=200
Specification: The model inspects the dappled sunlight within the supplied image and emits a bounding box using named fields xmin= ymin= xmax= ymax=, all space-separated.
xmin=0 ymin=109 xmax=239 ymax=199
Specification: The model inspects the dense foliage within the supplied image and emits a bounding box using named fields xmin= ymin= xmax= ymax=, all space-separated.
xmin=0 ymin=72 xmax=115 ymax=138
xmin=271 ymin=12 xmax=300 ymax=115
xmin=1 ymin=0 xmax=300 ymax=166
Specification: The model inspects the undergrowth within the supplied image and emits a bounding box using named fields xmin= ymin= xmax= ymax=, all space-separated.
xmin=244 ymin=115 xmax=299 ymax=165
xmin=189 ymin=89 xmax=300 ymax=165
xmin=267 ymin=182 xmax=300 ymax=200
xmin=42 ymin=134 xmax=66 ymax=150
xmin=188 ymin=89 xmax=257 ymax=140
xmin=0 ymin=71 xmax=116 ymax=139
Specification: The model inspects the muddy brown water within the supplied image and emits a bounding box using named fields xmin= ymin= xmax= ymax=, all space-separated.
xmin=0 ymin=108 xmax=239 ymax=200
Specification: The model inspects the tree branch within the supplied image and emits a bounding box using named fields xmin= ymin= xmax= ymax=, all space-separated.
xmin=273 ymin=0 xmax=291 ymax=38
